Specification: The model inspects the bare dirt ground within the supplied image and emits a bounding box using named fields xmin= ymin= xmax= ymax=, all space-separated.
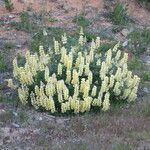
xmin=0 ymin=0 xmax=150 ymax=150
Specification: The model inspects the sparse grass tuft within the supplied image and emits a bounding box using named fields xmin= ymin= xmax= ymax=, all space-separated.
xmin=73 ymin=15 xmax=90 ymax=28
xmin=137 ymin=0 xmax=150 ymax=11
xmin=128 ymin=28 xmax=150 ymax=55
xmin=11 ymin=11 xmax=36 ymax=32
xmin=143 ymin=71 xmax=150 ymax=81
xmin=112 ymin=143 xmax=132 ymax=150
xmin=109 ymin=3 xmax=128 ymax=25
xmin=0 ymin=53 xmax=7 ymax=72
xmin=18 ymin=111 xmax=29 ymax=124
xmin=4 ymin=0 xmax=14 ymax=12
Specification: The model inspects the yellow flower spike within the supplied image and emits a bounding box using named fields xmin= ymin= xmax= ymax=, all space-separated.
xmin=113 ymin=42 xmax=120 ymax=52
xmin=96 ymin=37 xmax=100 ymax=48
xmin=30 ymin=91 xmax=38 ymax=109
xmin=61 ymin=33 xmax=67 ymax=44
xmin=57 ymin=63 xmax=63 ymax=75
xmin=80 ymin=78 xmax=85 ymax=93
xmin=100 ymin=62 xmax=108 ymax=80
xmin=83 ymin=80 xmax=90 ymax=98
xmin=88 ymin=71 xmax=93 ymax=85
xmin=60 ymin=47 xmax=67 ymax=63
xmin=35 ymin=85 xmax=40 ymax=97
xmin=122 ymin=63 xmax=128 ymax=77
xmin=91 ymin=85 xmax=97 ymax=97
xmin=6 ymin=79 xmax=17 ymax=89
xmin=58 ymin=92 xmax=63 ymax=103
xmin=106 ymin=49 xmax=112 ymax=66
xmin=80 ymin=27 xmax=84 ymax=35
xmin=54 ymin=40 xmax=59 ymax=54
xmin=85 ymin=55 xmax=91 ymax=64
xmin=74 ymin=84 xmax=79 ymax=96
xmin=90 ymin=39 xmax=96 ymax=51
xmin=13 ymin=57 xmax=19 ymax=78
xmin=132 ymin=75 xmax=140 ymax=87
xmin=49 ymin=96 xmax=56 ymax=113
xmin=72 ymin=69 xmax=79 ymax=85
xmin=115 ymin=67 xmax=122 ymax=81
xmin=78 ymin=63 xmax=84 ymax=76
xmin=96 ymin=59 xmax=101 ymax=66
xmin=115 ymin=50 xmax=121 ymax=61
xmin=66 ymin=70 xmax=71 ymax=83
xmin=84 ymin=36 xmax=87 ymax=44
xmin=89 ymin=50 xmax=94 ymax=62
xmin=79 ymin=35 xmax=84 ymax=45
xmin=102 ymin=92 xmax=110 ymax=111
xmin=74 ymin=100 xmax=80 ymax=113
xmin=44 ymin=66 xmax=49 ymax=82
xmin=109 ymin=75 xmax=115 ymax=88
xmin=113 ymin=82 xmax=121 ymax=96
xmin=70 ymin=96 xmax=76 ymax=110
xmin=25 ymin=50 xmax=30 ymax=62
xmin=75 ymin=57 xmax=80 ymax=68
xmin=84 ymin=63 xmax=90 ymax=75
xmin=63 ymin=85 xmax=69 ymax=100
xmin=18 ymin=85 xmax=29 ymax=105
xmin=122 ymin=88 xmax=131 ymax=99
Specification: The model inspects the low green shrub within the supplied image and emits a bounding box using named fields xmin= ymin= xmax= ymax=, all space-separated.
xmin=128 ymin=28 xmax=150 ymax=55
xmin=73 ymin=15 xmax=90 ymax=28
xmin=109 ymin=3 xmax=128 ymax=25
xmin=7 ymin=29 xmax=140 ymax=114
xmin=137 ymin=0 xmax=150 ymax=11
xmin=143 ymin=71 xmax=150 ymax=81
xmin=0 ymin=53 xmax=7 ymax=72
xmin=11 ymin=11 xmax=36 ymax=32
xmin=4 ymin=0 xmax=14 ymax=12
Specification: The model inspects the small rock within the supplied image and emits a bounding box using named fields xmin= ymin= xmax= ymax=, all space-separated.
xmin=3 ymin=136 xmax=11 ymax=144
xmin=143 ymin=87 xmax=149 ymax=94
xmin=13 ymin=112 xmax=18 ymax=117
xmin=0 ymin=104 xmax=5 ymax=109
xmin=16 ymin=45 xmax=22 ymax=48
xmin=56 ymin=118 xmax=70 ymax=124
xmin=12 ymin=123 xmax=20 ymax=128
xmin=143 ymin=56 xmax=150 ymax=64
xmin=38 ymin=117 xmax=43 ymax=121
xmin=122 ymin=40 xmax=128 ymax=47
xmin=0 ymin=109 xmax=6 ymax=115
xmin=8 ymin=15 xmax=15 ymax=19
xmin=121 ymin=29 xmax=129 ymax=37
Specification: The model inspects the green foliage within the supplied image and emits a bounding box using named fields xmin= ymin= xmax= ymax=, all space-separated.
xmin=128 ymin=57 xmax=143 ymax=70
xmin=9 ymin=30 xmax=140 ymax=115
xmin=48 ymin=17 xmax=59 ymax=22
xmin=137 ymin=0 xmax=150 ymax=10
xmin=3 ymin=42 xmax=15 ymax=50
xmin=11 ymin=11 xmax=36 ymax=32
xmin=30 ymin=27 xmax=66 ymax=52
xmin=143 ymin=71 xmax=150 ymax=81
xmin=98 ymin=41 xmax=118 ymax=53
xmin=18 ymin=111 xmax=29 ymax=123
xmin=0 ymin=53 xmax=7 ymax=72
xmin=128 ymin=28 xmax=150 ymax=55
xmin=4 ymin=0 xmax=14 ymax=12
xmin=112 ymin=143 xmax=132 ymax=150
xmin=73 ymin=15 xmax=90 ymax=28
xmin=109 ymin=3 xmax=128 ymax=25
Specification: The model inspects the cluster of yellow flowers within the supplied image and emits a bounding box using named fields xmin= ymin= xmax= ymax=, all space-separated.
xmin=7 ymin=29 xmax=140 ymax=114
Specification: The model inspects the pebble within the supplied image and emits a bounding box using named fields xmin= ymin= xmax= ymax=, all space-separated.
xmin=121 ymin=28 xmax=130 ymax=37
xmin=12 ymin=123 xmax=20 ymax=128
xmin=143 ymin=87 xmax=149 ymax=94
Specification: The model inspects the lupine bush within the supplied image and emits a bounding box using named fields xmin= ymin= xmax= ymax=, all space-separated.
xmin=7 ymin=29 xmax=140 ymax=114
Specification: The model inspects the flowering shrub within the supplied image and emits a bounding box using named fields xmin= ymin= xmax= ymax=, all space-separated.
xmin=7 ymin=29 xmax=140 ymax=114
